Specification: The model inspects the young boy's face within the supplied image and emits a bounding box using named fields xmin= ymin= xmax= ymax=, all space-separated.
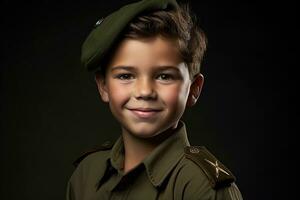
xmin=95 ymin=36 xmax=203 ymax=138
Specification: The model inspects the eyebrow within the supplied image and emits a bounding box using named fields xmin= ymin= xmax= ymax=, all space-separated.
xmin=110 ymin=66 xmax=135 ymax=72
xmin=110 ymin=65 xmax=180 ymax=72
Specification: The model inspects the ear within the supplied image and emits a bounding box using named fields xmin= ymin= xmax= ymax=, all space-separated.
xmin=95 ymin=73 xmax=109 ymax=102
xmin=187 ymin=73 xmax=204 ymax=107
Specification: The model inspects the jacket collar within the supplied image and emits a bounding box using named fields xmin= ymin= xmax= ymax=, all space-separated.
xmin=106 ymin=121 xmax=190 ymax=188
xmin=143 ymin=121 xmax=190 ymax=187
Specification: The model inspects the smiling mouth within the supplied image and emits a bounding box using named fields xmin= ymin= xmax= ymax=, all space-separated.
xmin=128 ymin=108 xmax=162 ymax=119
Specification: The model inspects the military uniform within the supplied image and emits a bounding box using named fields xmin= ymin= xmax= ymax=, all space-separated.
xmin=66 ymin=121 xmax=242 ymax=200
xmin=70 ymin=0 xmax=243 ymax=199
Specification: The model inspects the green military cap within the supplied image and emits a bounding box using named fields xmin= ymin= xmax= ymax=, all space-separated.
xmin=81 ymin=0 xmax=179 ymax=72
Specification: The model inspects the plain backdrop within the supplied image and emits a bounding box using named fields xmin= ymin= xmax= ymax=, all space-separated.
xmin=1 ymin=0 xmax=293 ymax=199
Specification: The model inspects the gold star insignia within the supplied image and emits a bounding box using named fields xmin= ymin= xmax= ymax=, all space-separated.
xmin=204 ymin=159 xmax=229 ymax=178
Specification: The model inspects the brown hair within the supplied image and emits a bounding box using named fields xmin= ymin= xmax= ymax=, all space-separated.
xmin=98 ymin=3 xmax=207 ymax=79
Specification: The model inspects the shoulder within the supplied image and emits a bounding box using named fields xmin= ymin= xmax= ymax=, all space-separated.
xmin=68 ymin=141 xmax=114 ymax=199
xmin=183 ymin=146 xmax=236 ymax=189
xmin=69 ymin=141 xmax=113 ymax=183
xmin=172 ymin=146 xmax=243 ymax=199
xmin=72 ymin=141 xmax=114 ymax=168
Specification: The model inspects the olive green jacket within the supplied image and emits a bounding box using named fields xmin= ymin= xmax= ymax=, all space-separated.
xmin=66 ymin=122 xmax=243 ymax=200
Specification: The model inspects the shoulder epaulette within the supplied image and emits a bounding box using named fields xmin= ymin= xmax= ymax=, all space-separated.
xmin=73 ymin=141 xmax=114 ymax=167
xmin=184 ymin=146 xmax=236 ymax=189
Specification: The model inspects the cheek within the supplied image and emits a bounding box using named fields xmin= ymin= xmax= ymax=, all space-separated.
xmin=108 ymin=83 xmax=130 ymax=105
xmin=160 ymin=83 xmax=190 ymax=107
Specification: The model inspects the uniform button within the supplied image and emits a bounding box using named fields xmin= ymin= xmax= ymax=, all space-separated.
xmin=189 ymin=147 xmax=200 ymax=153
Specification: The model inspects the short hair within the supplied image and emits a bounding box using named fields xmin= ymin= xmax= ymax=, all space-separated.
xmin=98 ymin=3 xmax=207 ymax=80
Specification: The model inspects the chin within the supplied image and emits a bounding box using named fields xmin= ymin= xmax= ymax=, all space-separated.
xmin=130 ymin=126 xmax=161 ymax=138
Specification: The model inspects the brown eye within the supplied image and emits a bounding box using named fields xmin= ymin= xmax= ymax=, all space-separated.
xmin=116 ymin=73 xmax=134 ymax=80
xmin=157 ymin=74 xmax=174 ymax=81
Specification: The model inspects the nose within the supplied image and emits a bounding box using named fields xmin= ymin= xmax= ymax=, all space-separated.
xmin=134 ymin=77 xmax=157 ymax=100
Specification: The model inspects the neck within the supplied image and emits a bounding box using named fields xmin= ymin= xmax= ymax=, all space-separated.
xmin=121 ymin=126 xmax=177 ymax=173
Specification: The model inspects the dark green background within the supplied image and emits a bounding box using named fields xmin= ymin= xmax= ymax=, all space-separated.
xmin=1 ymin=0 xmax=293 ymax=199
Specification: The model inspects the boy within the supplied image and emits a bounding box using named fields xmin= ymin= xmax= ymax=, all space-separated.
xmin=67 ymin=0 xmax=243 ymax=199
